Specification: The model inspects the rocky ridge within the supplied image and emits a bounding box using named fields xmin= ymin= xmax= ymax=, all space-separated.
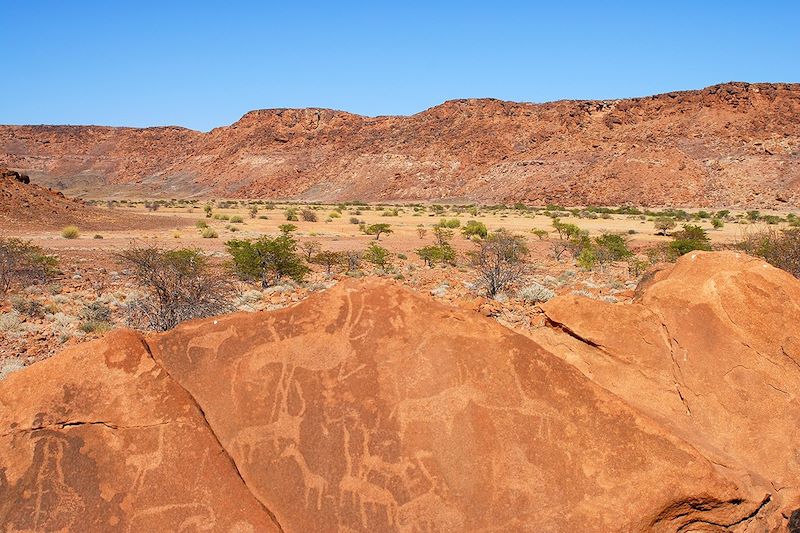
xmin=2 ymin=82 xmax=799 ymax=207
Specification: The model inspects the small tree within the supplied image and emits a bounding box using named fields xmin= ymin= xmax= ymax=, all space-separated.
xmin=248 ymin=205 xmax=259 ymax=218
xmin=299 ymin=240 xmax=322 ymax=261
xmin=116 ymin=246 xmax=235 ymax=331
xmin=468 ymin=230 xmax=529 ymax=297
xmin=312 ymin=250 xmax=344 ymax=275
xmin=432 ymin=226 xmax=454 ymax=246
xmin=462 ymin=220 xmax=488 ymax=239
xmin=416 ymin=227 xmax=428 ymax=239
xmin=417 ymin=244 xmax=456 ymax=267
xmin=365 ymin=223 xmax=393 ymax=240
xmin=531 ymin=228 xmax=549 ymax=240
xmin=0 ymin=238 xmax=59 ymax=295
xmin=364 ymin=244 xmax=391 ymax=268
xmin=279 ymin=223 xmax=298 ymax=234
xmin=343 ymin=250 xmax=362 ymax=272
xmin=552 ymin=219 xmax=581 ymax=240
xmin=204 ymin=204 xmax=213 ymax=218
xmin=654 ymin=217 xmax=676 ymax=236
xmin=227 ymin=235 xmax=309 ymax=287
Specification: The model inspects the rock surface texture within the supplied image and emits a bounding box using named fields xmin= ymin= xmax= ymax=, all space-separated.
xmin=1 ymin=253 xmax=798 ymax=531
xmin=2 ymin=82 xmax=799 ymax=207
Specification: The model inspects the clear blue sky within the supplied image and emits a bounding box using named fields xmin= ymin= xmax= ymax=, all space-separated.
xmin=2 ymin=1 xmax=798 ymax=131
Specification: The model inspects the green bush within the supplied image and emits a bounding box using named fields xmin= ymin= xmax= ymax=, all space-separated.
xmin=364 ymin=244 xmax=391 ymax=268
xmin=417 ymin=244 xmax=456 ymax=267
xmin=227 ymin=234 xmax=309 ymax=287
xmin=229 ymin=215 xmax=244 ymax=224
xmin=668 ymin=224 xmax=711 ymax=257
xmin=462 ymin=220 xmax=488 ymax=239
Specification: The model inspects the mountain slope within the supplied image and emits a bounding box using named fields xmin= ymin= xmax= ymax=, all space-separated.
xmin=2 ymin=82 xmax=799 ymax=207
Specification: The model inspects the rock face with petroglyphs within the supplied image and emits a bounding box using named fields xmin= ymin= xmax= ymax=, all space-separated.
xmin=532 ymin=250 xmax=800 ymax=527
xmin=0 ymin=265 xmax=797 ymax=530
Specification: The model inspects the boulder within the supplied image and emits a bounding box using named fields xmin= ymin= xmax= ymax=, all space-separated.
xmin=537 ymin=251 xmax=800 ymax=526
xmin=0 ymin=267 xmax=791 ymax=530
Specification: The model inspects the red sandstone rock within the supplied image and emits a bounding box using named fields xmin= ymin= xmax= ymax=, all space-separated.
xmin=2 ymin=82 xmax=799 ymax=207
xmin=0 ymin=272 xmax=781 ymax=531
xmin=536 ymin=251 xmax=800 ymax=528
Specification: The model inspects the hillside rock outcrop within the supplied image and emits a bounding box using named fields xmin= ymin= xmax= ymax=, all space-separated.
xmin=2 ymin=82 xmax=799 ymax=207
xmin=1 ymin=254 xmax=798 ymax=530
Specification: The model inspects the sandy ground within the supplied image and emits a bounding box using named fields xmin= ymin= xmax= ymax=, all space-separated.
xmin=1 ymin=200 xmax=796 ymax=374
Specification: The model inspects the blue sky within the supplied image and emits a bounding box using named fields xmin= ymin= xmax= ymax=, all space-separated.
xmin=2 ymin=1 xmax=798 ymax=131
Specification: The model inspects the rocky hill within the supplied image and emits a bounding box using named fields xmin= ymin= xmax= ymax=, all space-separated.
xmin=1 ymin=253 xmax=798 ymax=531
xmin=0 ymin=167 xmax=186 ymax=230
xmin=2 ymin=82 xmax=799 ymax=207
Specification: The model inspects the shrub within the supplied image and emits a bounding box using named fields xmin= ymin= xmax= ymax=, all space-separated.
xmin=734 ymin=228 xmax=800 ymax=278
xmin=552 ymin=219 xmax=581 ymax=240
xmin=299 ymin=240 xmax=322 ymax=261
xmin=364 ymin=244 xmax=391 ymax=268
xmin=438 ymin=218 xmax=461 ymax=229
xmin=227 ymin=234 xmax=309 ymax=287
xmin=82 ymin=301 xmax=112 ymax=323
xmin=229 ymin=215 xmax=244 ymax=224
xmin=62 ymin=226 xmax=80 ymax=239
xmin=79 ymin=320 xmax=112 ymax=334
xmin=627 ymin=257 xmax=650 ymax=277
xmin=669 ymin=224 xmax=711 ymax=257
xmin=594 ymin=233 xmax=633 ymax=265
xmin=531 ymin=228 xmax=549 ymax=240
xmin=248 ymin=206 xmax=258 ymax=218
xmin=301 ymin=209 xmax=318 ymax=222
xmin=11 ymin=296 xmax=45 ymax=318
xmin=349 ymin=217 xmax=360 ymax=225
xmin=204 ymin=204 xmax=213 ymax=218
xmin=116 ymin=246 xmax=235 ymax=331
xmin=711 ymin=218 xmax=724 ymax=230
xmin=432 ymin=226 xmax=454 ymax=246
xmin=468 ymin=229 xmax=529 ymax=297
xmin=576 ymin=247 xmax=597 ymax=270
xmin=343 ymin=250 xmax=362 ymax=272
xmin=285 ymin=208 xmax=299 ymax=221
xmin=462 ymin=220 xmax=488 ymax=239
xmin=201 ymin=227 xmax=218 ymax=239
xmin=417 ymin=245 xmax=456 ymax=267
xmin=0 ymin=239 xmax=59 ymax=294
xmin=518 ymin=282 xmax=555 ymax=304
xmin=312 ymin=250 xmax=344 ymax=275
xmin=329 ymin=211 xmax=341 ymax=219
